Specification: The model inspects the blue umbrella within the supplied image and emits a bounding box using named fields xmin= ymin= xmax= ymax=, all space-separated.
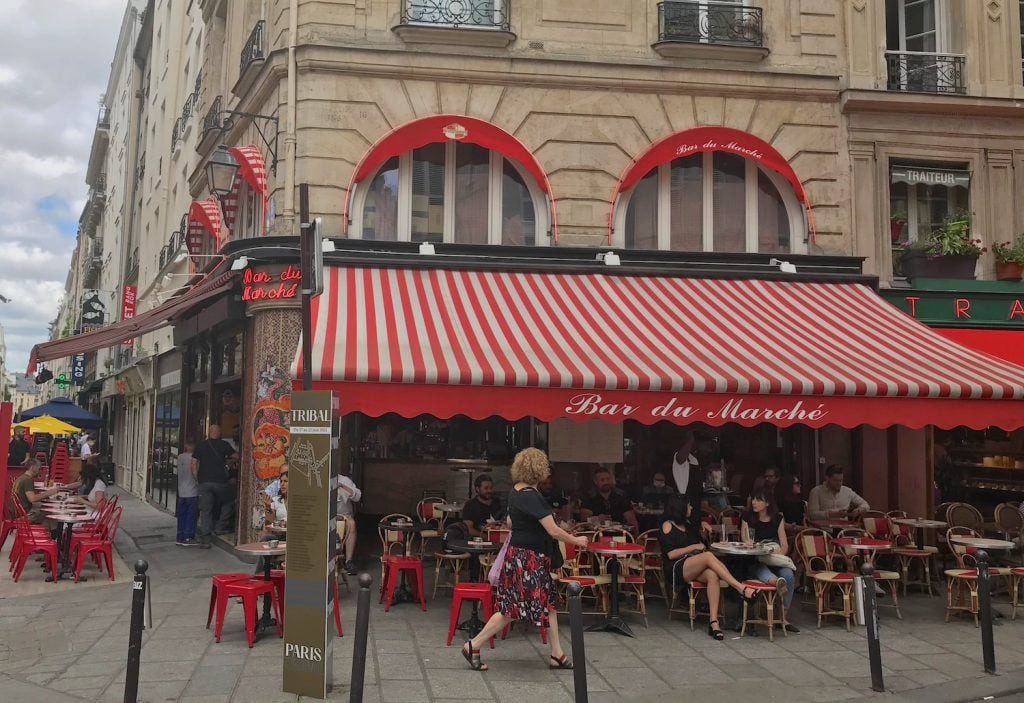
xmin=16 ymin=396 xmax=103 ymax=429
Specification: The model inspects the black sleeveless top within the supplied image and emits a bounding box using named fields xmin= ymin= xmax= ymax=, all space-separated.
xmin=743 ymin=512 xmax=783 ymax=543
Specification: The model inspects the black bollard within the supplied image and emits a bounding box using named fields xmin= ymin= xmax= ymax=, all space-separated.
xmin=349 ymin=573 xmax=373 ymax=703
xmin=976 ymin=550 xmax=996 ymax=674
xmin=860 ymin=563 xmax=885 ymax=693
xmin=567 ymin=582 xmax=589 ymax=703
xmin=123 ymin=560 xmax=149 ymax=703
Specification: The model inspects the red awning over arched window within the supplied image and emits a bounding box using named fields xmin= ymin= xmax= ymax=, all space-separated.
xmin=611 ymin=126 xmax=816 ymax=240
xmin=343 ymin=114 xmax=557 ymax=237
xmin=188 ymin=199 xmax=222 ymax=251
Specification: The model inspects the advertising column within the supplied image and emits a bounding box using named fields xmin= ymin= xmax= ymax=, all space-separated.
xmin=282 ymin=390 xmax=337 ymax=698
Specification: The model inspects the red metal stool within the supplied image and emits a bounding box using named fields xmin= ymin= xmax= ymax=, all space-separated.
xmin=214 ymin=578 xmax=283 ymax=647
xmin=270 ymin=569 xmax=344 ymax=636
xmin=206 ymin=573 xmax=253 ymax=628
xmin=446 ymin=582 xmax=495 ymax=648
xmin=381 ymin=556 xmax=426 ymax=612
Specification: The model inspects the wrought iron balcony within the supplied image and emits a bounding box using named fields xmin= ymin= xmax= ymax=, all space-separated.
xmin=97 ymin=106 xmax=110 ymax=129
xmin=203 ymin=95 xmax=223 ymax=134
xmin=400 ymin=0 xmax=510 ymax=31
xmin=158 ymin=227 xmax=185 ymax=269
xmin=240 ymin=20 xmax=265 ymax=75
xmin=171 ymin=117 xmax=181 ymax=145
xmin=886 ymin=51 xmax=966 ymax=95
xmin=657 ymin=1 xmax=764 ymax=48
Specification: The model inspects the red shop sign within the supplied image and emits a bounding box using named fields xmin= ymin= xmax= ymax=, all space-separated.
xmin=242 ymin=264 xmax=301 ymax=301
xmin=121 ymin=284 xmax=137 ymax=347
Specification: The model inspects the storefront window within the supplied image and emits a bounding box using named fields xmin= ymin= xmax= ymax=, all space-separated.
xmin=620 ymin=152 xmax=800 ymax=254
xmin=354 ymin=143 xmax=546 ymax=246
xmin=355 ymin=414 xmax=530 ymax=463
xmin=889 ymin=162 xmax=970 ymax=277
xmin=150 ymin=391 xmax=181 ymax=512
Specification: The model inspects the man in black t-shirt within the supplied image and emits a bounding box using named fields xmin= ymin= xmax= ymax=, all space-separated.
xmin=538 ymin=475 xmax=570 ymax=522
xmin=461 ymin=474 xmax=505 ymax=538
xmin=580 ymin=467 xmax=638 ymax=532
xmin=461 ymin=474 xmax=505 ymax=581
xmin=191 ymin=424 xmax=239 ymax=548
xmin=7 ymin=427 xmax=30 ymax=467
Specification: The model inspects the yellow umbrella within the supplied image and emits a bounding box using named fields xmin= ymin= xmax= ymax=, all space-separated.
xmin=13 ymin=415 xmax=81 ymax=435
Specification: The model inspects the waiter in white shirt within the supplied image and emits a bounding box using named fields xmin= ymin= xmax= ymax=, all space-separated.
xmin=671 ymin=431 xmax=704 ymax=532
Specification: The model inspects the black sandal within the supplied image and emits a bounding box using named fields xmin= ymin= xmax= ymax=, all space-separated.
xmin=741 ymin=586 xmax=758 ymax=603
xmin=462 ymin=641 xmax=488 ymax=671
xmin=549 ymin=654 xmax=573 ymax=669
xmin=707 ymin=619 xmax=724 ymax=641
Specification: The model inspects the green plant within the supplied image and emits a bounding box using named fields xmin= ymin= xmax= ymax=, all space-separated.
xmin=992 ymin=235 xmax=1024 ymax=264
xmin=906 ymin=210 xmax=985 ymax=258
xmin=890 ymin=208 xmax=908 ymax=224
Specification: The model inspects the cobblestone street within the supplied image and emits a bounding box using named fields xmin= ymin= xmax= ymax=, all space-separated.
xmin=1 ymin=489 xmax=1022 ymax=703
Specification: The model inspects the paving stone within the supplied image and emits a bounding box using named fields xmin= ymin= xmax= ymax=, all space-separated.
xmin=49 ymin=674 xmax=113 ymax=692
xmin=182 ymin=664 xmax=243 ymax=697
xmin=377 ymin=652 xmax=427 ymax=680
xmin=230 ymin=674 xmax=298 ymax=702
xmin=380 ymin=678 xmax=433 ymax=703
xmin=600 ymin=666 xmax=673 ymax=697
xmin=490 ymin=681 xmax=572 ymax=703
xmin=425 ymin=670 xmax=494 ymax=698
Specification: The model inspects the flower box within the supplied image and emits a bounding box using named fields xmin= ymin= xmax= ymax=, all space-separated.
xmin=900 ymin=251 xmax=977 ymax=280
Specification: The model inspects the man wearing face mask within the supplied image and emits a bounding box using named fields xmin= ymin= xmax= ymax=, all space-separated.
xmin=641 ymin=472 xmax=675 ymax=509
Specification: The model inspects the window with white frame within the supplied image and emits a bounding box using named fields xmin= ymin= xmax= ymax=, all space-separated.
xmin=232 ymin=180 xmax=264 ymax=241
xmin=353 ymin=142 xmax=546 ymax=246
xmin=614 ymin=151 xmax=804 ymax=254
xmin=888 ymin=162 xmax=969 ymax=247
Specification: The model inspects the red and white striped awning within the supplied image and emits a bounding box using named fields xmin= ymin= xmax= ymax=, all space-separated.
xmin=295 ymin=267 xmax=1024 ymax=430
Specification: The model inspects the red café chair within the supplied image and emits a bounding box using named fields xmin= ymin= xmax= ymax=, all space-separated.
xmin=11 ymin=512 xmax=59 ymax=583
xmin=381 ymin=556 xmax=426 ymax=612
xmin=207 ymin=573 xmax=255 ymax=628
xmin=72 ymin=506 xmax=123 ymax=582
xmin=446 ymin=582 xmax=495 ymax=648
xmin=8 ymin=500 xmax=50 ymax=572
xmin=213 ymin=578 xmax=283 ymax=648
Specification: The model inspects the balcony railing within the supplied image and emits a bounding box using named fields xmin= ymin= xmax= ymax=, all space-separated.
xmin=657 ymin=1 xmax=764 ymax=48
xmin=97 ymin=106 xmax=110 ymax=129
xmin=125 ymin=247 xmax=140 ymax=280
xmin=203 ymin=95 xmax=223 ymax=134
xmin=158 ymin=226 xmax=185 ymax=269
xmin=171 ymin=117 xmax=181 ymax=145
xmin=240 ymin=20 xmax=265 ymax=75
xmin=886 ymin=51 xmax=966 ymax=95
xmin=400 ymin=0 xmax=510 ymax=31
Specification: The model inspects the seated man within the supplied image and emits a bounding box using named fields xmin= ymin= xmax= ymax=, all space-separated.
xmin=641 ymin=472 xmax=676 ymax=508
xmin=462 ymin=474 xmax=505 ymax=538
xmin=580 ymin=467 xmax=639 ymax=532
xmin=13 ymin=459 xmax=79 ymax=528
xmin=807 ymin=464 xmax=869 ymax=521
xmin=539 ymin=475 xmax=571 ymax=522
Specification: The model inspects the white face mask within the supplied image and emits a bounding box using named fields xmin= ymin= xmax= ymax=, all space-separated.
xmin=652 ymin=480 xmax=665 ymax=488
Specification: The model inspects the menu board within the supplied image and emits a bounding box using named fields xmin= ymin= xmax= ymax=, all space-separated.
xmin=548 ymin=418 xmax=624 ymax=464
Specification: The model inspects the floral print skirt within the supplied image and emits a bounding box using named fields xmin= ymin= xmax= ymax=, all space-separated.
xmin=493 ymin=545 xmax=561 ymax=626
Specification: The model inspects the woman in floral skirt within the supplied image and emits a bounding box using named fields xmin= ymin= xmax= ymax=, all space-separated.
xmin=461 ymin=448 xmax=588 ymax=671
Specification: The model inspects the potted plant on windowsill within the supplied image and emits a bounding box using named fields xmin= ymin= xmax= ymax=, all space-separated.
xmin=992 ymin=235 xmax=1024 ymax=281
xmin=899 ymin=211 xmax=984 ymax=280
xmin=889 ymin=209 xmax=908 ymax=243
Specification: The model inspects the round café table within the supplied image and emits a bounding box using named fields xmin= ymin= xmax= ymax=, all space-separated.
xmin=447 ymin=538 xmax=502 ymax=637
xmin=45 ymin=512 xmax=95 ymax=582
xmin=380 ymin=520 xmax=429 ymax=605
xmin=892 ymin=518 xmax=947 ymax=551
xmin=949 ymin=536 xmax=1015 ymax=551
xmin=587 ymin=542 xmax=644 ymax=637
xmin=833 ymin=537 xmax=893 ymax=567
xmin=236 ymin=541 xmax=287 ymax=635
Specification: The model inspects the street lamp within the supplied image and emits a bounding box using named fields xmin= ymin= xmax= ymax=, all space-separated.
xmin=205 ymin=145 xmax=239 ymax=198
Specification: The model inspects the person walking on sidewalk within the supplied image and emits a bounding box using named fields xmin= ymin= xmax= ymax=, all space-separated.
xmin=193 ymin=425 xmax=238 ymax=549
xmin=461 ymin=448 xmax=587 ymax=672
xmin=175 ymin=441 xmax=198 ymax=546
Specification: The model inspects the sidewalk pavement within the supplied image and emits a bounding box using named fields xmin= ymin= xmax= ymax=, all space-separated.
xmin=1 ymin=488 xmax=1023 ymax=702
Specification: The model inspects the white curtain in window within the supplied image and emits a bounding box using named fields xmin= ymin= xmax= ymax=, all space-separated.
xmin=362 ymin=156 xmax=399 ymax=241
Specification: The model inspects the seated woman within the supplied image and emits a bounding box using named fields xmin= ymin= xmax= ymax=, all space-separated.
xmin=777 ymin=475 xmax=805 ymax=527
xmin=74 ymin=460 xmax=107 ymax=515
xmin=660 ymin=500 xmax=757 ymax=640
xmin=742 ymin=488 xmax=799 ymax=633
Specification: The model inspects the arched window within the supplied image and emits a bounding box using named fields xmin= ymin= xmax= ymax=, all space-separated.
xmin=615 ymin=151 xmax=805 ymax=253
xmin=353 ymin=142 xmax=547 ymax=246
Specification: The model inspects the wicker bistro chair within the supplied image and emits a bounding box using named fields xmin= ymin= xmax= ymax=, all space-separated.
xmin=834 ymin=528 xmax=902 ymax=618
xmin=947 ymin=503 xmax=985 ymax=534
xmin=591 ymin=542 xmax=647 ymax=627
xmin=635 ymin=530 xmax=669 ymax=602
xmin=1011 ymin=567 xmax=1024 ymax=620
xmin=378 ymin=513 xmax=413 ymax=592
xmin=555 ymin=541 xmax=610 ymax=616
xmin=795 ymin=528 xmax=855 ymax=630
xmin=666 ymin=556 xmax=718 ymax=630
xmin=740 ymin=579 xmax=787 ymax=642
xmin=994 ymin=503 xmax=1024 ymax=566
xmin=944 ymin=527 xmax=1014 ymax=625
xmin=890 ymin=520 xmax=939 ymax=596
xmin=415 ymin=498 xmax=445 ymax=559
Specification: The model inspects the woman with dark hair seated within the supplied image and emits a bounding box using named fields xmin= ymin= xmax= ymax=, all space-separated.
xmin=777 ymin=475 xmax=805 ymax=527
xmin=742 ymin=487 xmax=799 ymax=633
xmin=660 ymin=499 xmax=756 ymax=640
xmin=74 ymin=459 xmax=108 ymax=515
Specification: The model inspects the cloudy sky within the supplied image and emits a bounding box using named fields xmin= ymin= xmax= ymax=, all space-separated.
xmin=0 ymin=0 xmax=128 ymax=375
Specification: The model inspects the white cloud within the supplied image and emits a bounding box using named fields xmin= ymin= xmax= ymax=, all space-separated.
xmin=0 ymin=1 xmax=128 ymax=373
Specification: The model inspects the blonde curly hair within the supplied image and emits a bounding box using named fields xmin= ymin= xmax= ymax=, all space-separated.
xmin=510 ymin=447 xmax=551 ymax=485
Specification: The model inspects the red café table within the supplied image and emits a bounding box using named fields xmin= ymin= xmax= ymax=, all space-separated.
xmin=586 ymin=541 xmax=644 ymax=638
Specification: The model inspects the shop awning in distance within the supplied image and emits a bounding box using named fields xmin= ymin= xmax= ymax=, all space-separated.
xmin=295 ymin=266 xmax=1024 ymax=430
xmin=27 ymin=272 xmax=235 ymax=373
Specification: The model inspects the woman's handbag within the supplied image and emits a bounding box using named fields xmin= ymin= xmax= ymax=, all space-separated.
xmin=488 ymin=539 xmax=511 ymax=587
xmin=757 ymin=542 xmax=796 ymax=571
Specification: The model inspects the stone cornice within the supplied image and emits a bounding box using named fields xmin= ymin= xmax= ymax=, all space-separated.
xmin=842 ymin=89 xmax=1024 ymax=119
